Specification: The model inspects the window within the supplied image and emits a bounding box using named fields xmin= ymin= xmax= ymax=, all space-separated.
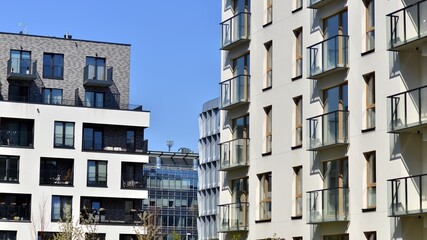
xmin=8 ymin=85 xmax=29 ymax=102
xmin=87 ymin=160 xmax=107 ymax=187
xmin=231 ymin=178 xmax=248 ymax=227
xmin=323 ymin=158 xmax=348 ymax=189
xmin=127 ymin=130 xmax=135 ymax=152
xmin=293 ymin=96 xmax=303 ymax=147
xmin=258 ymin=172 xmax=272 ymax=220
xmin=294 ymin=28 xmax=303 ymax=78
xmin=294 ymin=0 xmax=302 ymax=10
xmin=323 ymin=11 xmax=348 ymax=38
xmin=293 ymin=166 xmax=303 ymax=217
xmin=365 ymin=151 xmax=376 ymax=209
xmin=232 ymin=115 xmax=249 ymax=139
xmin=264 ymin=42 xmax=273 ymax=89
xmin=84 ymin=91 xmax=104 ymax=108
xmin=10 ymin=50 xmax=31 ymax=74
xmin=232 ymin=0 xmax=250 ymax=13
xmin=85 ymin=233 xmax=106 ymax=240
xmin=293 ymin=237 xmax=303 ymax=240
xmin=0 ymin=231 xmax=16 ymax=240
xmin=51 ymin=195 xmax=72 ymax=221
xmin=364 ymin=231 xmax=377 ymax=240
xmin=43 ymin=88 xmax=63 ymax=105
xmin=364 ymin=0 xmax=375 ymax=51
xmin=0 ymin=155 xmax=19 ymax=182
xmin=364 ymin=72 xmax=375 ymax=129
xmin=324 ymin=234 xmax=349 ymax=240
xmin=40 ymin=158 xmax=74 ymax=186
xmin=323 ymin=83 xmax=348 ymax=112
xmin=38 ymin=232 xmax=59 ymax=240
xmin=264 ymin=106 xmax=272 ymax=154
xmin=83 ymin=127 xmax=103 ymax=150
xmin=265 ymin=0 xmax=273 ymax=24
xmin=43 ymin=53 xmax=64 ymax=79
xmin=54 ymin=122 xmax=74 ymax=148
xmin=86 ymin=57 xmax=106 ymax=80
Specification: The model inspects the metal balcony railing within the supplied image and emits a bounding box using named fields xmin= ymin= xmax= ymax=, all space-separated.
xmin=388 ymin=85 xmax=427 ymax=133
xmin=220 ymin=75 xmax=250 ymax=110
xmin=221 ymin=12 xmax=251 ymax=50
xmin=387 ymin=0 xmax=427 ymax=50
xmin=307 ymin=187 xmax=349 ymax=224
xmin=40 ymin=169 xmax=73 ymax=186
xmin=0 ymin=204 xmax=31 ymax=221
xmin=219 ymin=138 xmax=249 ymax=171
xmin=83 ymin=65 xmax=114 ymax=86
xmin=0 ymin=130 xmax=33 ymax=148
xmin=80 ymin=208 xmax=142 ymax=225
xmin=307 ymin=110 xmax=349 ymax=151
xmin=308 ymin=35 xmax=349 ymax=79
xmin=82 ymin=137 xmax=147 ymax=154
xmin=388 ymin=174 xmax=427 ymax=217
xmin=121 ymin=174 xmax=147 ymax=190
xmin=7 ymin=58 xmax=37 ymax=80
xmin=219 ymin=202 xmax=249 ymax=232
xmin=0 ymin=168 xmax=19 ymax=183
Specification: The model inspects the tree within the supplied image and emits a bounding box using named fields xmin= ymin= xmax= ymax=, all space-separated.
xmin=53 ymin=207 xmax=99 ymax=240
xmin=134 ymin=211 xmax=161 ymax=240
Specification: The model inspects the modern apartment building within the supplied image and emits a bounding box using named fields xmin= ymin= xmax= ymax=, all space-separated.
xmin=219 ymin=0 xmax=427 ymax=239
xmin=197 ymin=98 xmax=220 ymax=240
xmin=143 ymin=151 xmax=199 ymax=240
xmin=0 ymin=32 xmax=150 ymax=240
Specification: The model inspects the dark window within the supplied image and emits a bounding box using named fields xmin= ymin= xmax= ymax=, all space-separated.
xmin=0 ymin=155 xmax=19 ymax=182
xmin=10 ymin=50 xmax=31 ymax=74
xmin=87 ymin=160 xmax=107 ymax=187
xmin=86 ymin=57 xmax=106 ymax=80
xmin=8 ymin=85 xmax=29 ymax=102
xmin=85 ymin=233 xmax=106 ymax=240
xmin=43 ymin=88 xmax=63 ymax=105
xmin=0 ymin=118 xmax=34 ymax=147
xmin=43 ymin=53 xmax=64 ymax=79
xmin=51 ymin=196 xmax=72 ymax=221
xmin=0 ymin=231 xmax=16 ymax=240
xmin=127 ymin=130 xmax=135 ymax=152
xmin=83 ymin=128 xmax=103 ymax=150
xmin=84 ymin=91 xmax=104 ymax=108
xmin=54 ymin=122 xmax=74 ymax=148
xmin=40 ymin=158 xmax=74 ymax=186
xmin=37 ymin=232 xmax=59 ymax=240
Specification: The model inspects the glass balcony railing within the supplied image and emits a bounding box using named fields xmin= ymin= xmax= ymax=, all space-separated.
xmin=307 ymin=110 xmax=349 ymax=151
xmin=219 ymin=202 xmax=249 ymax=232
xmin=221 ymin=12 xmax=251 ymax=50
xmin=387 ymin=0 xmax=427 ymax=50
xmin=388 ymin=174 xmax=427 ymax=217
xmin=121 ymin=174 xmax=147 ymax=190
xmin=7 ymin=58 xmax=37 ymax=80
xmin=308 ymin=35 xmax=349 ymax=79
xmin=82 ymin=136 xmax=147 ymax=154
xmin=0 ymin=168 xmax=19 ymax=183
xmin=388 ymin=85 xmax=427 ymax=133
xmin=40 ymin=169 xmax=73 ymax=186
xmin=220 ymin=75 xmax=250 ymax=110
xmin=219 ymin=138 xmax=249 ymax=171
xmin=83 ymin=65 xmax=114 ymax=87
xmin=307 ymin=187 xmax=349 ymax=224
xmin=0 ymin=130 xmax=33 ymax=148
xmin=307 ymin=0 xmax=335 ymax=9
xmin=80 ymin=208 xmax=142 ymax=225
xmin=0 ymin=204 xmax=31 ymax=222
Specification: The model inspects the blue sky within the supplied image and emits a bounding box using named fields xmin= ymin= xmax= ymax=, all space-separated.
xmin=0 ymin=1 xmax=221 ymax=152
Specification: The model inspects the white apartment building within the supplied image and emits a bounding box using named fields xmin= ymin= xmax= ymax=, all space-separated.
xmin=198 ymin=98 xmax=221 ymax=240
xmin=219 ymin=0 xmax=427 ymax=239
xmin=0 ymin=32 xmax=150 ymax=240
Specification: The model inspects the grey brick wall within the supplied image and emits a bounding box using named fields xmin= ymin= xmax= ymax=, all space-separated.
xmin=0 ymin=32 xmax=131 ymax=106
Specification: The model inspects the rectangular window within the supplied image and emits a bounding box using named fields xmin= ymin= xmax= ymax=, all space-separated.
xmin=232 ymin=115 xmax=250 ymax=139
xmin=293 ymin=166 xmax=303 ymax=217
xmin=86 ymin=57 xmax=106 ymax=80
xmin=85 ymin=233 xmax=106 ymax=240
xmin=83 ymin=127 xmax=103 ymax=150
xmin=40 ymin=158 xmax=74 ymax=186
xmin=258 ymin=172 xmax=272 ymax=220
xmin=126 ymin=130 xmax=135 ymax=152
xmin=43 ymin=88 xmax=63 ymax=105
xmin=54 ymin=122 xmax=74 ymax=148
xmin=293 ymin=237 xmax=303 ymax=240
xmin=264 ymin=106 xmax=272 ymax=154
xmin=51 ymin=195 xmax=72 ymax=221
xmin=265 ymin=42 xmax=273 ymax=89
xmin=87 ymin=160 xmax=107 ymax=187
xmin=294 ymin=96 xmax=303 ymax=147
xmin=324 ymin=234 xmax=349 ymax=240
xmin=294 ymin=28 xmax=303 ymax=78
xmin=364 ymin=72 xmax=375 ymax=129
xmin=84 ymin=91 xmax=104 ymax=108
xmin=8 ymin=85 xmax=29 ymax=102
xmin=364 ymin=231 xmax=377 ymax=240
xmin=43 ymin=53 xmax=64 ymax=79
xmin=364 ymin=0 xmax=375 ymax=51
xmin=10 ymin=50 xmax=31 ymax=74
xmin=365 ymin=151 xmax=376 ymax=209
xmin=265 ymin=0 xmax=273 ymax=24
xmin=0 ymin=155 xmax=19 ymax=183
xmin=0 ymin=231 xmax=16 ymax=240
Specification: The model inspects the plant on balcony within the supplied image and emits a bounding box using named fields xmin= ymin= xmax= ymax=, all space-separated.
xmin=63 ymin=169 xmax=73 ymax=184
xmin=53 ymin=206 xmax=99 ymax=240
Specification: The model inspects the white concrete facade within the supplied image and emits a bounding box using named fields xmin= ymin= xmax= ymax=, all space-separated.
xmin=219 ymin=0 xmax=427 ymax=239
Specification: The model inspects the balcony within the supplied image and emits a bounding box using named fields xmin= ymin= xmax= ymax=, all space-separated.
xmin=307 ymin=0 xmax=335 ymax=9
xmin=80 ymin=197 xmax=142 ymax=225
xmin=0 ymin=130 xmax=33 ymax=148
xmin=308 ymin=35 xmax=349 ymax=79
xmin=387 ymin=0 xmax=427 ymax=51
xmin=83 ymin=65 xmax=114 ymax=87
xmin=219 ymin=202 xmax=249 ymax=232
xmin=40 ymin=169 xmax=73 ymax=186
xmin=388 ymin=174 xmax=427 ymax=217
xmin=0 ymin=194 xmax=31 ymax=222
xmin=219 ymin=138 xmax=249 ymax=171
xmin=388 ymin=85 xmax=427 ymax=133
xmin=221 ymin=12 xmax=251 ymax=50
xmin=307 ymin=187 xmax=349 ymax=224
xmin=7 ymin=58 xmax=37 ymax=81
xmin=121 ymin=174 xmax=147 ymax=190
xmin=307 ymin=110 xmax=349 ymax=151
xmin=220 ymin=75 xmax=250 ymax=110
xmin=0 ymin=168 xmax=19 ymax=183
